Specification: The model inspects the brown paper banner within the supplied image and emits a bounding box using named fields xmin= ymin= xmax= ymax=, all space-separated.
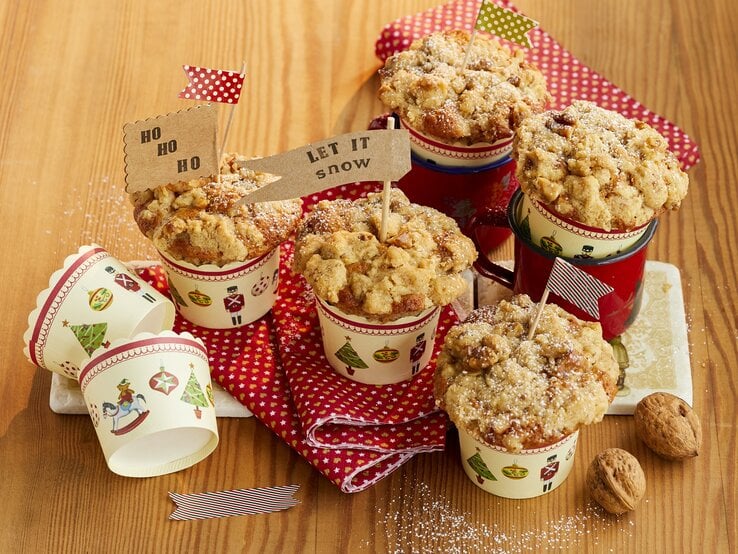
xmin=123 ymin=105 xmax=218 ymax=193
xmin=237 ymin=129 xmax=411 ymax=203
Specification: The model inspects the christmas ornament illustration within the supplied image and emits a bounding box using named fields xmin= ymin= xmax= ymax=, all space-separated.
xmin=88 ymin=402 xmax=101 ymax=428
xmin=223 ymin=285 xmax=245 ymax=325
xmin=251 ymin=274 xmax=270 ymax=296
xmin=180 ymin=365 xmax=209 ymax=419
xmin=540 ymin=454 xmax=560 ymax=492
xmin=87 ymin=287 xmax=113 ymax=311
xmin=502 ymin=463 xmax=529 ymax=480
xmin=409 ymin=333 xmax=427 ymax=375
xmin=539 ymin=232 xmax=563 ymax=255
xmin=149 ymin=365 xmax=179 ymax=395
xmin=519 ymin=209 xmax=532 ymax=241
xmin=58 ymin=360 xmax=79 ymax=379
xmin=104 ymin=266 xmax=156 ymax=303
xmin=373 ymin=343 xmax=400 ymax=363
xmin=167 ymin=278 xmax=188 ymax=307
xmin=334 ymin=336 xmax=369 ymax=375
xmin=188 ymin=288 xmax=212 ymax=307
xmin=467 ymin=448 xmax=497 ymax=484
xmin=271 ymin=268 xmax=279 ymax=291
xmin=102 ymin=378 xmax=149 ymax=435
xmin=64 ymin=321 xmax=110 ymax=356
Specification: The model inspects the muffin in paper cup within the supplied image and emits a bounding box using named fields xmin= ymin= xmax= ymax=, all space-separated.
xmin=23 ymin=244 xmax=175 ymax=379
xmin=158 ymin=246 xmax=279 ymax=329
xmin=293 ymin=189 xmax=477 ymax=385
xmin=435 ymin=295 xmax=619 ymax=498
xmin=517 ymin=190 xmax=650 ymax=259
xmin=459 ymin=427 xmax=579 ymax=499
xmin=316 ymin=297 xmax=440 ymax=385
xmin=78 ymin=331 xmax=218 ymax=477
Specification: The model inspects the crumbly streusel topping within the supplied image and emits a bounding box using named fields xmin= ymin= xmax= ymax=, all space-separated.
xmin=292 ymin=189 xmax=477 ymax=322
xmin=130 ymin=153 xmax=302 ymax=266
xmin=434 ymin=294 xmax=619 ymax=452
xmin=513 ymin=101 xmax=689 ymax=231
xmin=378 ymin=30 xmax=550 ymax=145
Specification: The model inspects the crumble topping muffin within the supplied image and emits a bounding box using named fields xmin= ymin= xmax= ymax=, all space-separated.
xmin=293 ymin=189 xmax=477 ymax=322
xmin=513 ymin=101 xmax=690 ymax=231
xmin=434 ymin=294 xmax=619 ymax=452
xmin=130 ymin=153 xmax=302 ymax=266
xmin=378 ymin=30 xmax=550 ymax=145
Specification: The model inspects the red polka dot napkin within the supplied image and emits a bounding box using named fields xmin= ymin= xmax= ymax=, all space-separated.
xmin=374 ymin=0 xmax=700 ymax=170
xmin=135 ymin=183 xmax=454 ymax=493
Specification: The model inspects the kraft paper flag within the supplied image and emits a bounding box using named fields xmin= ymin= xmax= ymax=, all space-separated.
xmin=474 ymin=0 xmax=538 ymax=48
xmin=169 ymin=485 xmax=300 ymax=520
xmin=123 ymin=105 xmax=219 ymax=193
xmin=236 ymin=129 xmax=411 ymax=203
xmin=178 ymin=65 xmax=245 ymax=104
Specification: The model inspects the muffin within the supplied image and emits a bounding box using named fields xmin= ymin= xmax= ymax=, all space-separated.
xmin=434 ymin=294 xmax=619 ymax=453
xmin=378 ymin=29 xmax=550 ymax=146
xmin=130 ymin=153 xmax=303 ymax=266
xmin=513 ymin=100 xmax=689 ymax=231
xmin=292 ymin=188 xmax=477 ymax=322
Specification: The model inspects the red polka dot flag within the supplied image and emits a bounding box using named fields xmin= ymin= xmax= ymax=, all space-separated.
xmin=135 ymin=182 xmax=453 ymax=493
xmin=374 ymin=0 xmax=700 ymax=170
xmin=178 ymin=65 xmax=245 ymax=104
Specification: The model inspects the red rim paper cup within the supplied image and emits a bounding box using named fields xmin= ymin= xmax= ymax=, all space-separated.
xmin=315 ymin=296 xmax=441 ymax=385
xmin=458 ymin=426 xmax=579 ymax=499
xmin=78 ymin=331 xmax=218 ymax=477
xmin=399 ymin=117 xmax=513 ymax=168
xmin=24 ymin=244 xmax=175 ymax=379
xmin=518 ymin=193 xmax=650 ymax=259
xmin=157 ymin=246 xmax=280 ymax=329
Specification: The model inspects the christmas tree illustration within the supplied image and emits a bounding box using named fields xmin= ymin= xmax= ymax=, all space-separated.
xmin=467 ymin=449 xmax=497 ymax=484
xmin=519 ymin=210 xmax=532 ymax=241
xmin=334 ymin=336 xmax=369 ymax=375
xmin=64 ymin=321 xmax=109 ymax=356
xmin=180 ymin=365 xmax=209 ymax=419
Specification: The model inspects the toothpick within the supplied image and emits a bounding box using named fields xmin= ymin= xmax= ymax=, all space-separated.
xmin=379 ymin=115 xmax=397 ymax=243
xmin=460 ymin=28 xmax=478 ymax=72
xmin=218 ymin=61 xmax=247 ymax=165
xmin=527 ymin=287 xmax=550 ymax=340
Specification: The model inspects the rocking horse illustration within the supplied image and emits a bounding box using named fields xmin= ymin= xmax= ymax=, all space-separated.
xmin=102 ymin=378 xmax=150 ymax=435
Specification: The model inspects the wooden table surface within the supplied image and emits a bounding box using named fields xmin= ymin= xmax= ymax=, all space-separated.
xmin=1 ymin=0 xmax=735 ymax=552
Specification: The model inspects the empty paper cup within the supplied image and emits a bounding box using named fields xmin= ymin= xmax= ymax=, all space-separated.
xmin=24 ymin=244 xmax=175 ymax=379
xmin=399 ymin=117 xmax=513 ymax=168
xmin=315 ymin=297 xmax=441 ymax=385
xmin=518 ymin=191 xmax=650 ymax=259
xmin=78 ymin=331 xmax=218 ymax=477
xmin=158 ymin=246 xmax=280 ymax=329
xmin=458 ymin=427 xmax=579 ymax=499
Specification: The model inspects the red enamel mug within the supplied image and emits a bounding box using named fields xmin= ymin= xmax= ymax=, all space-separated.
xmin=469 ymin=189 xmax=658 ymax=340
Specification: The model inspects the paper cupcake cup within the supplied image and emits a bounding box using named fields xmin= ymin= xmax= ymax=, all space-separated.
xmin=458 ymin=427 xmax=579 ymax=499
xmin=24 ymin=244 xmax=175 ymax=379
xmin=399 ymin=116 xmax=513 ymax=168
xmin=518 ymin=192 xmax=650 ymax=259
xmin=315 ymin=297 xmax=441 ymax=385
xmin=157 ymin=246 xmax=280 ymax=329
xmin=78 ymin=331 xmax=218 ymax=477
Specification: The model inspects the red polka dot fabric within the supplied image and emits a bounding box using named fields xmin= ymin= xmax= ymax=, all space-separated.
xmin=135 ymin=183 xmax=454 ymax=493
xmin=178 ymin=65 xmax=245 ymax=104
xmin=374 ymin=0 xmax=700 ymax=170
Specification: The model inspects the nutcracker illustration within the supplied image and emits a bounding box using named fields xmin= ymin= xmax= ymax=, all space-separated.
xmin=573 ymin=245 xmax=595 ymax=259
xmin=410 ymin=333 xmax=427 ymax=375
xmin=104 ymin=266 xmax=156 ymax=303
xmin=540 ymin=454 xmax=560 ymax=492
xmin=223 ymin=285 xmax=245 ymax=325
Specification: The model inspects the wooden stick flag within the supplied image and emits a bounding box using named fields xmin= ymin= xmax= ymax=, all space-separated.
xmin=528 ymin=257 xmax=614 ymax=339
xmin=169 ymin=484 xmax=300 ymax=521
xmin=379 ymin=115 xmax=398 ymax=243
xmin=462 ymin=1 xmax=539 ymax=71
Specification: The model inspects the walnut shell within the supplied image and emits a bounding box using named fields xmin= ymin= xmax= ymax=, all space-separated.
xmin=586 ymin=448 xmax=646 ymax=515
xmin=634 ymin=392 xmax=702 ymax=460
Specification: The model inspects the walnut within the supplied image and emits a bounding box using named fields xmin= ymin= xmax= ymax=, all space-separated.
xmin=586 ymin=448 xmax=646 ymax=515
xmin=633 ymin=392 xmax=702 ymax=460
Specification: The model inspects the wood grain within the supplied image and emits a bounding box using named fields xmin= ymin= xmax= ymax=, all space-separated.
xmin=1 ymin=1 xmax=735 ymax=552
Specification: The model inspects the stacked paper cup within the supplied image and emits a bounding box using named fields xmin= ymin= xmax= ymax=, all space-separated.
xmin=376 ymin=30 xmax=552 ymax=256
